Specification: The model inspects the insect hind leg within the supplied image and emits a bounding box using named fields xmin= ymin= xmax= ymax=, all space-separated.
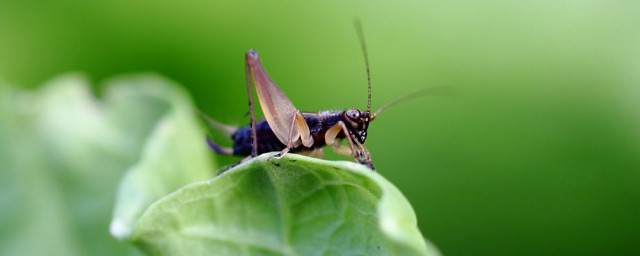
xmin=206 ymin=136 xmax=234 ymax=155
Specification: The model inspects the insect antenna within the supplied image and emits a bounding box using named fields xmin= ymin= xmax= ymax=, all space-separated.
xmin=372 ymin=86 xmax=453 ymax=120
xmin=354 ymin=19 xmax=372 ymax=114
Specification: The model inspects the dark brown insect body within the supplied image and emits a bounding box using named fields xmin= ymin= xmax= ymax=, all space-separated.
xmin=209 ymin=109 xmax=370 ymax=157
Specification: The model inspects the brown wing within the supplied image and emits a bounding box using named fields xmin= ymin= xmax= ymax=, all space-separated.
xmin=246 ymin=50 xmax=301 ymax=146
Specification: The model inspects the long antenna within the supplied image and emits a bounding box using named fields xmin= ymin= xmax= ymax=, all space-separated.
xmin=354 ymin=19 xmax=372 ymax=114
xmin=372 ymin=86 xmax=453 ymax=119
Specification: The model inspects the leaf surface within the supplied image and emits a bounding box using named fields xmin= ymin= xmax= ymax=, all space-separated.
xmin=130 ymin=154 xmax=433 ymax=256
xmin=108 ymin=75 xmax=215 ymax=240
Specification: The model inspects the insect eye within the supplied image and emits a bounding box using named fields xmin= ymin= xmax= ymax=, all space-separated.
xmin=347 ymin=110 xmax=359 ymax=119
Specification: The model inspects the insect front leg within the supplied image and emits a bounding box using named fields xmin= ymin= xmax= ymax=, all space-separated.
xmin=325 ymin=121 xmax=376 ymax=170
xmin=325 ymin=122 xmax=358 ymax=155
xmin=330 ymin=142 xmax=371 ymax=166
xmin=355 ymin=147 xmax=375 ymax=170
xmin=330 ymin=142 xmax=354 ymax=157
xmin=352 ymin=138 xmax=375 ymax=170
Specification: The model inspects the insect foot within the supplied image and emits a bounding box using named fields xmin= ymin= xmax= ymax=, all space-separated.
xmin=274 ymin=148 xmax=290 ymax=159
xmin=359 ymin=158 xmax=376 ymax=171
xmin=355 ymin=150 xmax=376 ymax=171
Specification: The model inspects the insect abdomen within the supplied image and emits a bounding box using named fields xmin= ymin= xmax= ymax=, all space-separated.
xmin=232 ymin=120 xmax=286 ymax=156
xmin=231 ymin=112 xmax=343 ymax=156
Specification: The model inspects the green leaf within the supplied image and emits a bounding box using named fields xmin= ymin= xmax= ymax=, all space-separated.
xmin=1 ymin=74 xmax=216 ymax=256
xmin=108 ymin=75 xmax=215 ymax=240
xmin=0 ymin=74 xmax=195 ymax=256
xmin=129 ymin=153 xmax=433 ymax=256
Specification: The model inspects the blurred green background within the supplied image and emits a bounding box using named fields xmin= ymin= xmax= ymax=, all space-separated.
xmin=1 ymin=1 xmax=639 ymax=255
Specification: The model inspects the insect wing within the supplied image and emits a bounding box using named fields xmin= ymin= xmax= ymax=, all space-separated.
xmin=246 ymin=50 xmax=301 ymax=146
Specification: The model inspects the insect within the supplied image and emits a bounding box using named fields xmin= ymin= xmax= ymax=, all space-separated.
xmin=203 ymin=24 xmax=439 ymax=171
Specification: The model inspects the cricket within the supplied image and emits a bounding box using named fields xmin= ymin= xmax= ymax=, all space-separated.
xmin=203 ymin=23 xmax=436 ymax=171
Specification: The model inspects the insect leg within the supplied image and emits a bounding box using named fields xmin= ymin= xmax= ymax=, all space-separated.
xmin=275 ymin=114 xmax=298 ymax=158
xmin=245 ymin=54 xmax=258 ymax=157
xmin=324 ymin=123 xmax=343 ymax=146
xmin=325 ymin=121 xmax=359 ymax=157
xmin=351 ymin=137 xmax=375 ymax=170
xmin=275 ymin=112 xmax=298 ymax=158
xmin=325 ymin=121 xmax=375 ymax=170
xmin=331 ymin=142 xmax=354 ymax=157
xmin=276 ymin=110 xmax=314 ymax=158
xmin=295 ymin=111 xmax=314 ymax=147
xmin=332 ymin=142 xmax=375 ymax=171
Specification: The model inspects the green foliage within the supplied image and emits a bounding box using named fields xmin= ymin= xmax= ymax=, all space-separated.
xmin=108 ymin=75 xmax=215 ymax=240
xmin=126 ymin=153 xmax=430 ymax=256
xmin=0 ymin=74 xmax=178 ymax=256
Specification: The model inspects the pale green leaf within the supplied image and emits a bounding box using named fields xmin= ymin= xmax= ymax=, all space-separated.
xmin=0 ymin=74 xmax=188 ymax=256
xmin=108 ymin=75 xmax=215 ymax=240
xmin=130 ymin=153 xmax=433 ymax=256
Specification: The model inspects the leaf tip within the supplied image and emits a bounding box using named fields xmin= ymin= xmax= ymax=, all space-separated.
xmin=110 ymin=219 xmax=132 ymax=241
